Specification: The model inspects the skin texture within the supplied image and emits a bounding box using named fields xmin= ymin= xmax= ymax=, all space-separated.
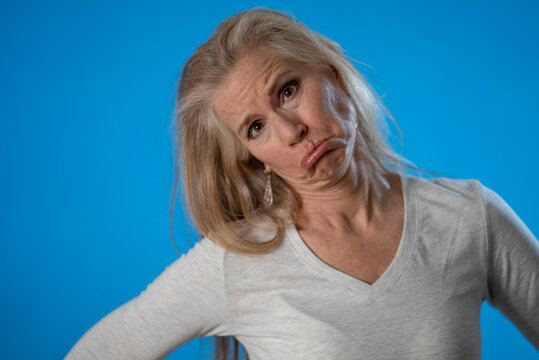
xmin=213 ymin=51 xmax=404 ymax=284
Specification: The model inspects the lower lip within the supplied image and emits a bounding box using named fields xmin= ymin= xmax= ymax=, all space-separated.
xmin=301 ymin=139 xmax=332 ymax=169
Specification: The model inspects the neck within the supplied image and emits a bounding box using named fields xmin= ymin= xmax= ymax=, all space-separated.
xmin=294 ymin=165 xmax=395 ymax=233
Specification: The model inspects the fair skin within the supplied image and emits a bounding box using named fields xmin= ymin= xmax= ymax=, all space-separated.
xmin=213 ymin=50 xmax=404 ymax=285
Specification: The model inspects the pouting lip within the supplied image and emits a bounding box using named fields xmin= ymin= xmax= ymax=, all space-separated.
xmin=301 ymin=137 xmax=333 ymax=169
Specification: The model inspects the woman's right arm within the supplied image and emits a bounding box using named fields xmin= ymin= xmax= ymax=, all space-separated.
xmin=65 ymin=238 xmax=228 ymax=360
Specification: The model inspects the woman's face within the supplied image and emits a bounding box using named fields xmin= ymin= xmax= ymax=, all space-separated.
xmin=213 ymin=51 xmax=357 ymax=192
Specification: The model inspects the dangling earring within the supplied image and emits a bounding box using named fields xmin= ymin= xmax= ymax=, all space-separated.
xmin=264 ymin=170 xmax=273 ymax=206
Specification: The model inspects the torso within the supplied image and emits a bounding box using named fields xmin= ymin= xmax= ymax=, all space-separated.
xmin=297 ymin=173 xmax=405 ymax=285
xmin=224 ymin=175 xmax=490 ymax=360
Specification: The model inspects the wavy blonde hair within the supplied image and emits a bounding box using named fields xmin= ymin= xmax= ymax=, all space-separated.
xmin=172 ymin=9 xmax=407 ymax=256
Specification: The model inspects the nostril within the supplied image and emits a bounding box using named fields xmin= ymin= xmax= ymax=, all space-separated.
xmin=298 ymin=126 xmax=306 ymax=139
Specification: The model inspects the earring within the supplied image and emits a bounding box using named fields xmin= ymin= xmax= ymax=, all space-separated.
xmin=264 ymin=170 xmax=273 ymax=206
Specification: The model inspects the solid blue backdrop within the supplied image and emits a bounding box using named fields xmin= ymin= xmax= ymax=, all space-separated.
xmin=1 ymin=0 xmax=537 ymax=359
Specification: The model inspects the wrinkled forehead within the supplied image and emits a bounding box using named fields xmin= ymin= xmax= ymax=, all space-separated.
xmin=230 ymin=50 xmax=284 ymax=87
xmin=212 ymin=51 xmax=331 ymax=130
xmin=212 ymin=52 xmax=288 ymax=127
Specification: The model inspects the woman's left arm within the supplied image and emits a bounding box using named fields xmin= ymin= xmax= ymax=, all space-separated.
xmin=479 ymin=182 xmax=539 ymax=350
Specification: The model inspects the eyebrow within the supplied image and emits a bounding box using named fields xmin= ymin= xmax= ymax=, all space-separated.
xmin=266 ymin=69 xmax=293 ymax=97
xmin=236 ymin=69 xmax=294 ymax=137
xmin=237 ymin=113 xmax=257 ymax=137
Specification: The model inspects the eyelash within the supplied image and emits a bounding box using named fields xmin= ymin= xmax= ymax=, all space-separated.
xmin=246 ymin=79 xmax=300 ymax=140
xmin=279 ymin=79 xmax=299 ymax=103
xmin=246 ymin=120 xmax=265 ymax=140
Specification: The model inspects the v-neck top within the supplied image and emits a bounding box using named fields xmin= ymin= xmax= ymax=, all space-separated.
xmin=287 ymin=174 xmax=418 ymax=300
xmin=66 ymin=175 xmax=539 ymax=360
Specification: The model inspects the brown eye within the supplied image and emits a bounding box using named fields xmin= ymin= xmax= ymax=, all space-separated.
xmin=280 ymin=80 xmax=298 ymax=102
xmin=247 ymin=120 xmax=265 ymax=139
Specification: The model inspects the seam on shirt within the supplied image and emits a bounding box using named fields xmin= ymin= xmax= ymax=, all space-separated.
xmin=475 ymin=180 xmax=492 ymax=303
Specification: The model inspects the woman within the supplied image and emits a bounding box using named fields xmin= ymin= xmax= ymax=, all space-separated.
xmin=66 ymin=9 xmax=539 ymax=359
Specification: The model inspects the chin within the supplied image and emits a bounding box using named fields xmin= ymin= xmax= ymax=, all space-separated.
xmin=313 ymin=153 xmax=347 ymax=179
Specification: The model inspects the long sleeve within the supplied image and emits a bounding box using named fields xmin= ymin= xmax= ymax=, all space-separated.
xmin=479 ymin=182 xmax=539 ymax=350
xmin=65 ymin=238 xmax=228 ymax=360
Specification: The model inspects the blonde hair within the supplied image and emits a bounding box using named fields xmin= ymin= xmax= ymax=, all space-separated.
xmin=172 ymin=9 xmax=407 ymax=255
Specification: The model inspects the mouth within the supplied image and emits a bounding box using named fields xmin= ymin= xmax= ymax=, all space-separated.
xmin=301 ymin=138 xmax=333 ymax=169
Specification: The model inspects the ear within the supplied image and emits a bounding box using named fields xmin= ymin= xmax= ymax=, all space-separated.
xmin=330 ymin=65 xmax=339 ymax=79
xmin=331 ymin=65 xmax=349 ymax=96
xmin=329 ymin=65 xmax=346 ymax=92
xmin=264 ymin=164 xmax=272 ymax=173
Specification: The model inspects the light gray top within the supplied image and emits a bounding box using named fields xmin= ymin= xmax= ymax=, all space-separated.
xmin=65 ymin=175 xmax=539 ymax=359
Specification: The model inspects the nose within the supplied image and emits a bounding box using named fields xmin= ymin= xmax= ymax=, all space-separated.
xmin=273 ymin=113 xmax=307 ymax=146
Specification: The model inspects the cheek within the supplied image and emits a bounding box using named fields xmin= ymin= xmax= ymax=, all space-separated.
xmin=319 ymin=80 xmax=355 ymax=123
xmin=326 ymin=91 xmax=356 ymax=136
xmin=249 ymin=145 xmax=297 ymax=171
xmin=337 ymin=98 xmax=356 ymax=124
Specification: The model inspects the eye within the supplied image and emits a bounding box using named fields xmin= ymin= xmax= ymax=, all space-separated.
xmin=279 ymin=80 xmax=298 ymax=103
xmin=247 ymin=120 xmax=265 ymax=139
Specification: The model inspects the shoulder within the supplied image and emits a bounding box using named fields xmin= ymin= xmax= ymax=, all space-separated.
xmin=164 ymin=237 xmax=226 ymax=285
xmin=406 ymin=174 xmax=536 ymax=249
xmin=180 ymin=237 xmax=225 ymax=265
xmin=185 ymin=221 xmax=283 ymax=269
xmin=405 ymin=174 xmax=484 ymax=216
xmin=404 ymin=175 xmax=495 ymax=255
xmin=228 ymin=217 xmax=280 ymax=244
xmin=408 ymin=175 xmax=521 ymax=221
xmin=409 ymin=174 xmax=479 ymax=199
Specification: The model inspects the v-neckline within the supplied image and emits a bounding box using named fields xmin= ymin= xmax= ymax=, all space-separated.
xmin=286 ymin=173 xmax=418 ymax=301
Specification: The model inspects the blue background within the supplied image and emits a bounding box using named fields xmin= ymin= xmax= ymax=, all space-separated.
xmin=1 ymin=0 xmax=538 ymax=359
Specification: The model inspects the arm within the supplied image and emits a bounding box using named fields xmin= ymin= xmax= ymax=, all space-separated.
xmin=65 ymin=238 xmax=228 ymax=360
xmin=478 ymin=182 xmax=539 ymax=350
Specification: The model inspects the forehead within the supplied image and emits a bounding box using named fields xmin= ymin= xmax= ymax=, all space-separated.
xmin=227 ymin=51 xmax=285 ymax=89
xmin=212 ymin=52 xmax=298 ymax=128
